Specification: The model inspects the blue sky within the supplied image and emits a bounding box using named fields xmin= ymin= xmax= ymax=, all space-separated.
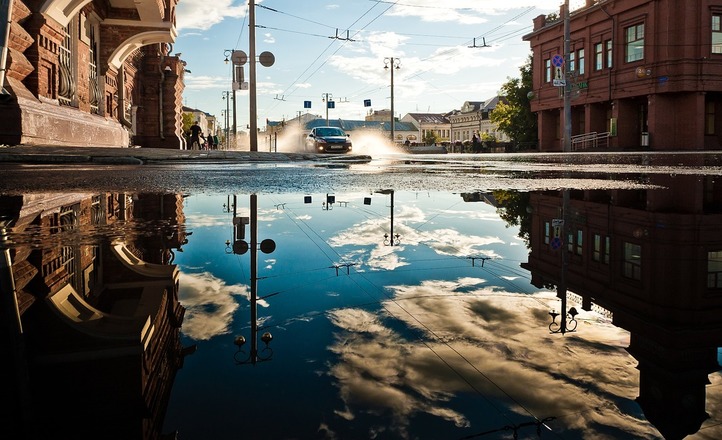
xmin=174 ymin=1 xmax=577 ymax=129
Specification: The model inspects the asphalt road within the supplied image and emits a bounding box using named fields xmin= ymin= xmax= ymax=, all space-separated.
xmin=1 ymin=146 xmax=720 ymax=195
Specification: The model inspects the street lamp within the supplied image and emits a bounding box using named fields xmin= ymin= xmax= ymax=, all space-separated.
xmin=373 ymin=189 xmax=400 ymax=246
xmin=384 ymin=57 xmax=401 ymax=144
xmin=222 ymin=50 xmax=241 ymax=138
xmin=224 ymin=194 xmax=277 ymax=365
xmin=549 ymin=306 xmax=578 ymax=334
xmin=221 ymin=91 xmax=231 ymax=149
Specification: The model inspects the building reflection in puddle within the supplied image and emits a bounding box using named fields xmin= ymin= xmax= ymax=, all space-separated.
xmin=2 ymin=180 xmax=721 ymax=439
xmin=1 ymin=193 xmax=194 ymax=439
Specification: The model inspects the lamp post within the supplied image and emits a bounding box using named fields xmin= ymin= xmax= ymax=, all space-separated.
xmin=221 ymin=91 xmax=231 ymax=149
xmin=549 ymin=305 xmax=578 ymax=334
xmin=549 ymin=0 xmax=575 ymax=337
xmin=384 ymin=57 xmax=401 ymax=144
xmin=223 ymin=50 xmax=238 ymax=137
xmin=224 ymin=194 xmax=277 ymax=365
xmin=375 ymin=189 xmax=400 ymax=246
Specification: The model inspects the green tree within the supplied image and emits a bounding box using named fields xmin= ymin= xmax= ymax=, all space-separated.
xmin=182 ymin=113 xmax=194 ymax=134
xmin=492 ymin=190 xmax=531 ymax=247
xmin=423 ymin=130 xmax=439 ymax=145
xmin=490 ymin=55 xmax=537 ymax=148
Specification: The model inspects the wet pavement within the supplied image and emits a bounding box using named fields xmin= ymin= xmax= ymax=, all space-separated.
xmin=0 ymin=145 xmax=373 ymax=165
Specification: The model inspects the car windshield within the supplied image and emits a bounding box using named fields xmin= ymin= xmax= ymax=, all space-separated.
xmin=316 ymin=127 xmax=345 ymax=137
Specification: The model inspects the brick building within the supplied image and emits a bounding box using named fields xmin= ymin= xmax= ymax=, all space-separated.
xmin=523 ymin=0 xmax=722 ymax=151
xmin=523 ymin=168 xmax=722 ymax=438
xmin=0 ymin=0 xmax=185 ymax=149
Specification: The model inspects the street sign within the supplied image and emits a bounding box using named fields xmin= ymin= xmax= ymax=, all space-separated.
xmin=552 ymin=218 xmax=564 ymax=227
xmin=364 ymin=99 xmax=371 ymax=107
xmin=553 ymin=79 xmax=566 ymax=87
xmin=303 ymin=100 xmax=311 ymax=109
xmin=327 ymin=101 xmax=335 ymax=109
xmin=552 ymin=54 xmax=564 ymax=67
xmin=550 ymin=237 xmax=562 ymax=250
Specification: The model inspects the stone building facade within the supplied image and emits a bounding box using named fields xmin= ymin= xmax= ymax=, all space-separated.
xmin=524 ymin=0 xmax=722 ymax=151
xmin=0 ymin=0 xmax=185 ymax=149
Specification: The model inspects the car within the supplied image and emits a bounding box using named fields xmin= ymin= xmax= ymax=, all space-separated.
xmin=305 ymin=126 xmax=352 ymax=153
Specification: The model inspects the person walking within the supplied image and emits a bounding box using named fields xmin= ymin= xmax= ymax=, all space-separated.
xmin=189 ymin=121 xmax=203 ymax=150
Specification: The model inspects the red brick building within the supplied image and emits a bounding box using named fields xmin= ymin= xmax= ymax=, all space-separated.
xmin=0 ymin=0 xmax=185 ymax=148
xmin=524 ymin=0 xmax=722 ymax=151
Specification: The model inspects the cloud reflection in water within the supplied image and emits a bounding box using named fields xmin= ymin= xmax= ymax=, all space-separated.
xmin=327 ymin=277 xmax=662 ymax=439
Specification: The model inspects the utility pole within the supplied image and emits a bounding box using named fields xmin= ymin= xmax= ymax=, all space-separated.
xmin=384 ymin=57 xmax=401 ymax=144
xmin=563 ymin=0 xmax=571 ymax=153
xmin=322 ymin=93 xmax=332 ymax=125
xmin=249 ymin=0 xmax=258 ymax=151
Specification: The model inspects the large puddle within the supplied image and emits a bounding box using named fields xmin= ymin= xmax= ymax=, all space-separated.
xmin=2 ymin=156 xmax=722 ymax=439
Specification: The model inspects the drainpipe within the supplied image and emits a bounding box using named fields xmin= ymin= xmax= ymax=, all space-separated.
xmin=0 ymin=0 xmax=14 ymax=95
xmin=159 ymin=51 xmax=166 ymax=140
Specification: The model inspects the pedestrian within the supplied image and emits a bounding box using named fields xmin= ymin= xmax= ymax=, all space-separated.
xmin=206 ymin=132 xmax=215 ymax=150
xmin=472 ymin=133 xmax=482 ymax=153
xmin=189 ymin=121 xmax=203 ymax=150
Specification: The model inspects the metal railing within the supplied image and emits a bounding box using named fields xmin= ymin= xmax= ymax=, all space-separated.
xmin=570 ymin=131 xmax=610 ymax=151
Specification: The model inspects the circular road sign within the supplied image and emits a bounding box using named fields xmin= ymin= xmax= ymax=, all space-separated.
xmin=231 ymin=50 xmax=248 ymax=65
xmin=259 ymin=51 xmax=275 ymax=67
xmin=552 ymin=54 xmax=564 ymax=67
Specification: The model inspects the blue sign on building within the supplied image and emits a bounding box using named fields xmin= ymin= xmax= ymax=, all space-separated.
xmin=327 ymin=101 xmax=335 ymax=109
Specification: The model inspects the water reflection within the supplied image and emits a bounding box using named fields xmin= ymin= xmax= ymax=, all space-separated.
xmin=2 ymin=178 xmax=721 ymax=439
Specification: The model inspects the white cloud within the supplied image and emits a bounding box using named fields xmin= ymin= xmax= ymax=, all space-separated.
xmin=176 ymin=0 xmax=247 ymax=31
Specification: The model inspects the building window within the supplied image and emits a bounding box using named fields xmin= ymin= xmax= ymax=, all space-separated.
xmin=606 ymin=40 xmax=613 ymax=68
xmin=709 ymin=251 xmax=722 ymax=288
xmin=713 ymin=15 xmax=722 ymax=54
xmin=569 ymin=52 xmax=575 ymax=73
xmin=625 ymin=23 xmax=645 ymax=63
xmin=623 ymin=242 xmax=642 ymax=280
xmin=545 ymin=58 xmax=552 ymax=82
xmin=544 ymin=221 xmax=550 ymax=244
xmin=59 ymin=17 xmax=79 ymax=106
xmin=576 ymin=229 xmax=583 ymax=255
xmin=89 ymin=21 xmax=101 ymax=115
xmin=593 ymin=234 xmax=610 ymax=264
xmin=577 ymin=48 xmax=585 ymax=75
xmin=706 ymin=100 xmax=716 ymax=135
xmin=595 ymin=43 xmax=603 ymax=70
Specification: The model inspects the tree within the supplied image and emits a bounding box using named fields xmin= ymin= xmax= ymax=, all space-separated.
xmin=423 ymin=130 xmax=439 ymax=145
xmin=492 ymin=190 xmax=531 ymax=247
xmin=490 ymin=55 xmax=537 ymax=148
xmin=182 ymin=112 xmax=194 ymax=134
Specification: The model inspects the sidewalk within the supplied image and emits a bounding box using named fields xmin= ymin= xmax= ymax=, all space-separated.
xmin=0 ymin=145 xmax=372 ymax=165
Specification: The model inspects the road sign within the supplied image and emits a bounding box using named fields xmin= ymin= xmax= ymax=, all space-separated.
xmin=552 ymin=54 xmax=564 ymax=67
xmin=303 ymin=100 xmax=311 ymax=109
xmin=550 ymin=237 xmax=562 ymax=250
xmin=364 ymin=99 xmax=371 ymax=107
xmin=553 ymin=79 xmax=566 ymax=87
xmin=552 ymin=218 xmax=564 ymax=227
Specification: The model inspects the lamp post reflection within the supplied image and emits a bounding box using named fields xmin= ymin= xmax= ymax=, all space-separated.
xmin=224 ymin=194 xmax=276 ymax=365
xmin=374 ymin=189 xmax=400 ymax=246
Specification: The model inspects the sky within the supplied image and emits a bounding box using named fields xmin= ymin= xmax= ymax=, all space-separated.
xmin=173 ymin=0 xmax=581 ymax=130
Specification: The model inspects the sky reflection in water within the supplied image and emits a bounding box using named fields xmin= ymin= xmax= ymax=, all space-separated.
xmin=161 ymin=190 xmax=710 ymax=440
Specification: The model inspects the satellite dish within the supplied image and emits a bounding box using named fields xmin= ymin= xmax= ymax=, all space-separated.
xmin=259 ymin=51 xmax=275 ymax=67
